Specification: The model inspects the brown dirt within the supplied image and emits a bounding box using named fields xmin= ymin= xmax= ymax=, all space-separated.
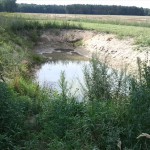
xmin=34 ymin=29 xmax=150 ymax=74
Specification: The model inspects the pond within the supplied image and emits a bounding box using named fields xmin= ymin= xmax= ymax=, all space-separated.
xmin=35 ymin=52 xmax=89 ymax=99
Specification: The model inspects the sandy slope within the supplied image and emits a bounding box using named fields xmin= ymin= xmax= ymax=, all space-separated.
xmin=35 ymin=29 xmax=150 ymax=73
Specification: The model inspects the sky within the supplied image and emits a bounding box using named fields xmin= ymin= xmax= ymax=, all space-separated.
xmin=16 ymin=0 xmax=150 ymax=9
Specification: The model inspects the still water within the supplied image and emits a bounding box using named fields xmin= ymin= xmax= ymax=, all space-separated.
xmin=35 ymin=59 xmax=89 ymax=98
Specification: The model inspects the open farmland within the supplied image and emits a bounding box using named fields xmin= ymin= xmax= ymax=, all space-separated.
xmin=5 ymin=13 xmax=150 ymax=23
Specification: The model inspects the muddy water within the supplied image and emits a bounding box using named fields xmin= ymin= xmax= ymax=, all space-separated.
xmin=35 ymin=52 xmax=89 ymax=99
xmin=35 ymin=51 xmax=129 ymax=100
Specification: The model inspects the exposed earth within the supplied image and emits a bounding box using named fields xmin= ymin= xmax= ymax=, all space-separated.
xmin=34 ymin=29 xmax=150 ymax=73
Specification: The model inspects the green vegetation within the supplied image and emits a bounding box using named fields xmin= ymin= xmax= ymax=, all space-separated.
xmin=78 ymin=21 xmax=150 ymax=47
xmin=2 ymin=13 xmax=150 ymax=47
xmin=0 ymin=14 xmax=150 ymax=149
xmin=1 ymin=0 xmax=149 ymax=16
xmin=0 ymin=0 xmax=17 ymax=12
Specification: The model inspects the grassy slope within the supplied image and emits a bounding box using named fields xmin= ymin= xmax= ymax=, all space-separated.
xmin=4 ymin=13 xmax=150 ymax=47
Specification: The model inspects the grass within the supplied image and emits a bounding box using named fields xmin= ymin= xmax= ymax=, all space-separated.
xmin=0 ymin=13 xmax=150 ymax=149
xmin=68 ymin=20 xmax=150 ymax=47
xmin=2 ymin=12 xmax=150 ymax=47
xmin=1 ymin=55 xmax=150 ymax=149
xmin=1 ymin=13 xmax=150 ymax=47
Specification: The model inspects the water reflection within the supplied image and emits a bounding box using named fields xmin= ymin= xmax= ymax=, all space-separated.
xmin=48 ymin=60 xmax=84 ymax=65
xmin=35 ymin=59 xmax=89 ymax=98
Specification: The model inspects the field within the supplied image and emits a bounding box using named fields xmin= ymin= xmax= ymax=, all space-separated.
xmin=6 ymin=13 xmax=150 ymax=23
xmin=0 ymin=13 xmax=150 ymax=150
xmin=2 ymin=13 xmax=150 ymax=47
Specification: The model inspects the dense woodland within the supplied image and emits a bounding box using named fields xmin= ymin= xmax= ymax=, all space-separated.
xmin=17 ymin=4 xmax=148 ymax=16
xmin=0 ymin=0 xmax=150 ymax=16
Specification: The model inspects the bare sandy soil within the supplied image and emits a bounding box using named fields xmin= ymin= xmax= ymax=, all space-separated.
xmin=34 ymin=29 xmax=150 ymax=73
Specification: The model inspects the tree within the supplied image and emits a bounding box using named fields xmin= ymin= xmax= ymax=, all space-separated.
xmin=0 ymin=0 xmax=17 ymax=12
xmin=14 ymin=3 xmax=149 ymax=16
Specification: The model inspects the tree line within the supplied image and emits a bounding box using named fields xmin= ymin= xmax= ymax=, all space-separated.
xmin=16 ymin=4 xmax=150 ymax=16
xmin=0 ymin=0 xmax=17 ymax=12
xmin=0 ymin=0 xmax=150 ymax=16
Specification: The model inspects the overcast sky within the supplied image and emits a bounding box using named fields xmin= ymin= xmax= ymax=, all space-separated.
xmin=16 ymin=0 xmax=150 ymax=9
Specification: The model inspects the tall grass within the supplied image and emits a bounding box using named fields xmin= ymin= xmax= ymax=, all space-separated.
xmin=83 ymin=56 xmax=149 ymax=149
xmin=83 ymin=53 xmax=129 ymax=102
xmin=83 ymin=54 xmax=112 ymax=101
xmin=35 ymin=56 xmax=149 ymax=149
xmin=1 ymin=54 xmax=150 ymax=149
xmin=0 ymin=15 xmax=83 ymax=32
xmin=7 ymin=13 xmax=150 ymax=28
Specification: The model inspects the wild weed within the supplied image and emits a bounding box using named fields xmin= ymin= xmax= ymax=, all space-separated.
xmin=124 ymin=61 xmax=150 ymax=149
xmin=0 ymin=82 xmax=28 ymax=149
xmin=83 ymin=53 xmax=129 ymax=102
xmin=83 ymin=54 xmax=112 ymax=101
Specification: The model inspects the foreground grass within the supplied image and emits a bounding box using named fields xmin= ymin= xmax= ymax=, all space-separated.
xmin=1 ymin=57 xmax=150 ymax=150
xmin=0 ymin=13 xmax=150 ymax=149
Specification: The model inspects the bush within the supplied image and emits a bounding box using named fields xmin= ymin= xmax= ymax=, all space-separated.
xmin=83 ymin=54 xmax=112 ymax=101
xmin=123 ymin=63 xmax=150 ymax=149
xmin=0 ymin=81 xmax=42 ymax=149
xmin=85 ymin=101 xmax=123 ymax=150
xmin=0 ymin=82 xmax=26 ymax=149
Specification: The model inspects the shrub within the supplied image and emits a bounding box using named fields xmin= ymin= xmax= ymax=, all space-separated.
xmin=123 ymin=62 xmax=150 ymax=149
xmin=0 ymin=82 xmax=26 ymax=149
xmin=83 ymin=54 xmax=112 ymax=101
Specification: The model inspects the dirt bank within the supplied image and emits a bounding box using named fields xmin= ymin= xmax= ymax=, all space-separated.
xmin=34 ymin=29 xmax=150 ymax=73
